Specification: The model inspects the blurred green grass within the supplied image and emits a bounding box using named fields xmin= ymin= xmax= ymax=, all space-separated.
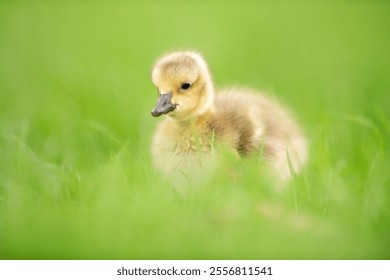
xmin=0 ymin=0 xmax=389 ymax=259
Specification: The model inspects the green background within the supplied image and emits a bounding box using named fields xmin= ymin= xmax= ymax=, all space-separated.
xmin=0 ymin=1 xmax=389 ymax=259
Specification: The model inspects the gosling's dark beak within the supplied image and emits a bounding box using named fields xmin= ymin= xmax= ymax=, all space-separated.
xmin=151 ymin=93 xmax=176 ymax=117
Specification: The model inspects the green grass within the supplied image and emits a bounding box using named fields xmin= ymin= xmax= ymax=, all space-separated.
xmin=0 ymin=0 xmax=389 ymax=259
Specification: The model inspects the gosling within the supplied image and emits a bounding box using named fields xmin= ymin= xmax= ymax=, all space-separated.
xmin=150 ymin=51 xmax=307 ymax=180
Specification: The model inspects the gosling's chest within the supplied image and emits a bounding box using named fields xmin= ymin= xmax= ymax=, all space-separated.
xmin=152 ymin=124 xmax=214 ymax=174
xmin=172 ymin=131 xmax=212 ymax=155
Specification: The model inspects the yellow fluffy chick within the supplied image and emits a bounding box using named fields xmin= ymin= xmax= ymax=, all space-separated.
xmin=150 ymin=51 xmax=307 ymax=180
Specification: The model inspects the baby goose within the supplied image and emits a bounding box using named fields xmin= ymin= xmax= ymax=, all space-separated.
xmin=150 ymin=51 xmax=307 ymax=180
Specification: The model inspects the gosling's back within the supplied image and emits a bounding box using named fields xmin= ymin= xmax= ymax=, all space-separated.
xmin=210 ymin=88 xmax=307 ymax=177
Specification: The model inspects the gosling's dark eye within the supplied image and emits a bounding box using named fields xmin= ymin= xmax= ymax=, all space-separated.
xmin=181 ymin=83 xmax=191 ymax=90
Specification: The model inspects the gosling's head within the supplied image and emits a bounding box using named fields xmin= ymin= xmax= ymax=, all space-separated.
xmin=151 ymin=51 xmax=214 ymax=120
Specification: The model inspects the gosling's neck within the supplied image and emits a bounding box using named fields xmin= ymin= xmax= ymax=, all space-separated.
xmin=172 ymin=109 xmax=214 ymax=130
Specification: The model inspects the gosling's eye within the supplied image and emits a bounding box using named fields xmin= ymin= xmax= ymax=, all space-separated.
xmin=181 ymin=83 xmax=191 ymax=90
